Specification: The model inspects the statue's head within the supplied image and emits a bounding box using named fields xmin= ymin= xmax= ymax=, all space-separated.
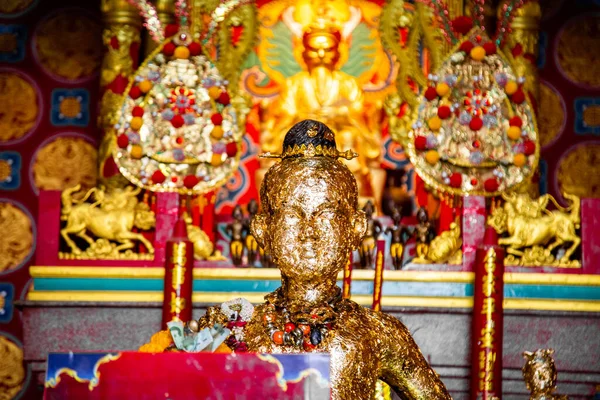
xmin=522 ymin=349 xmax=558 ymax=394
xmin=301 ymin=22 xmax=341 ymax=71
xmin=252 ymin=120 xmax=367 ymax=280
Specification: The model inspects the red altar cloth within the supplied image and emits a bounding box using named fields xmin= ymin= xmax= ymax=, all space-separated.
xmin=45 ymin=352 xmax=331 ymax=400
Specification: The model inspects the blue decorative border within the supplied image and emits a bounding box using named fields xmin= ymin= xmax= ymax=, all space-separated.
xmin=574 ymin=97 xmax=600 ymax=135
xmin=50 ymin=88 xmax=90 ymax=127
xmin=0 ymin=25 xmax=27 ymax=63
xmin=0 ymin=283 xmax=14 ymax=323
xmin=0 ymin=151 xmax=21 ymax=190
xmin=31 ymin=277 xmax=600 ymax=301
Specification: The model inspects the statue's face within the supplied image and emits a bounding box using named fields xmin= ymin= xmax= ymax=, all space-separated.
xmin=302 ymin=33 xmax=341 ymax=71
xmin=252 ymin=158 xmax=366 ymax=279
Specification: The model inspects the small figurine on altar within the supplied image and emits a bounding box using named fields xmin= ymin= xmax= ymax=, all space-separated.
xmin=141 ymin=120 xmax=451 ymax=399
xmin=385 ymin=205 xmax=409 ymax=270
xmin=244 ymin=199 xmax=260 ymax=266
xmin=358 ymin=201 xmax=382 ymax=269
xmin=413 ymin=207 xmax=436 ymax=262
xmin=523 ymin=349 xmax=568 ymax=399
xmin=226 ymin=205 xmax=246 ymax=266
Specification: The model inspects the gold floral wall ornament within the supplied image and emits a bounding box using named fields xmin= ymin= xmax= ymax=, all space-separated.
xmin=0 ymin=336 xmax=25 ymax=400
xmin=0 ymin=72 xmax=39 ymax=143
xmin=557 ymin=143 xmax=600 ymax=199
xmin=537 ymin=82 xmax=565 ymax=148
xmin=488 ymin=192 xmax=581 ymax=267
xmin=0 ymin=0 xmax=34 ymax=14
xmin=0 ymin=201 xmax=34 ymax=272
xmin=406 ymin=28 xmax=539 ymax=197
xmin=556 ymin=15 xmax=600 ymax=88
xmin=32 ymin=136 xmax=98 ymax=197
xmin=34 ymin=11 xmax=103 ymax=81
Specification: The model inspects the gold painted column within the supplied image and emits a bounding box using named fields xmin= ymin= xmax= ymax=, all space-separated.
xmin=499 ymin=0 xmax=541 ymax=104
xmin=98 ymin=0 xmax=142 ymax=187
xmin=144 ymin=0 xmax=175 ymax=56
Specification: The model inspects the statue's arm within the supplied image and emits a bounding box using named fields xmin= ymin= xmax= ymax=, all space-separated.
xmin=378 ymin=313 xmax=452 ymax=399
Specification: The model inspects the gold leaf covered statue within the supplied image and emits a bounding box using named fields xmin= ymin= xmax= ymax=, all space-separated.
xmin=60 ymin=184 xmax=155 ymax=260
xmin=488 ymin=192 xmax=581 ymax=267
xmin=178 ymin=120 xmax=451 ymax=399
xmin=522 ymin=349 xmax=568 ymax=400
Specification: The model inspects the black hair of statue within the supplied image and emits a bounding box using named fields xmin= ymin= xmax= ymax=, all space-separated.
xmin=282 ymin=119 xmax=337 ymax=149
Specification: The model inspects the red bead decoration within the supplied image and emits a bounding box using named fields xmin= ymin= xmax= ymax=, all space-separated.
xmin=450 ymin=173 xmax=462 ymax=188
xmin=151 ymin=170 xmax=166 ymax=184
xmin=437 ymin=105 xmax=451 ymax=119
xmin=132 ymin=106 xmax=144 ymax=117
xmin=272 ymin=331 xmax=284 ymax=345
xmin=175 ymin=136 xmax=185 ymax=145
xmin=483 ymin=42 xmax=497 ymax=55
xmin=117 ymin=134 xmax=129 ymax=148
xmin=225 ymin=142 xmax=238 ymax=157
xmin=110 ymin=36 xmax=119 ymax=50
xmin=512 ymin=43 xmax=523 ymax=57
xmin=424 ymin=87 xmax=438 ymax=101
xmin=484 ymin=178 xmax=499 ymax=192
xmin=188 ymin=42 xmax=202 ymax=56
xmin=471 ymin=178 xmax=478 ymax=186
xmin=171 ymin=114 xmax=184 ymax=128
xmin=284 ymin=323 xmax=296 ymax=333
xmin=415 ymin=136 xmax=427 ymax=150
xmin=451 ymin=16 xmax=473 ymax=35
xmin=162 ymin=42 xmax=176 ymax=56
xmin=217 ymin=92 xmax=230 ymax=106
xmin=469 ymin=116 xmax=483 ymax=131
xmin=512 ymin=89 xmax=526 ymax=104
xmin=523 ymin=140 xmax=536 ymax=156
xmin=298 ymin=324 xmax=311 ymax=336
xmin=460 ymin=41 xmax=475 ymax=53
xmin=129 ymin=86 xmax=142 ymax=99
xmin=211 ymin=113 xmax=223 ymax=125
xmin=164 ymin=24 xmax=179 ymax=37
xmin=509 ymin=116 xmax=523 ymax=127
xmin=303 ymin=339 xmax=316 ymax=351
xmin=473 ymin=140 xmax=481 ymax=148
xmin=171 ymin=177 xmax=178 ymax=183
xmin=183 ymin=175 xmax=199 ymax=189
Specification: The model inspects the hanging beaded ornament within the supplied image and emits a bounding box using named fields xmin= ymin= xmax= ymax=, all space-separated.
xmin=116 ymin=1 xmax=244 ymax=194
xmin=406 ymin=27 xmax=538 ymax=196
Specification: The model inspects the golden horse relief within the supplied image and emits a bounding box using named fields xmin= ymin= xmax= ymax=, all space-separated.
xmin=488 ymin=192 xmax=581 ymax=267
xmin=59 ymin=184 xmax=155 ymax=260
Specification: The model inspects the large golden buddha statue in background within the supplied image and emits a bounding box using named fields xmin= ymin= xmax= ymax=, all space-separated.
xmin=260 ymin=6 xmax=384 ymax=208
xmin=167 ymin=120 xmax=450 ymax=399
